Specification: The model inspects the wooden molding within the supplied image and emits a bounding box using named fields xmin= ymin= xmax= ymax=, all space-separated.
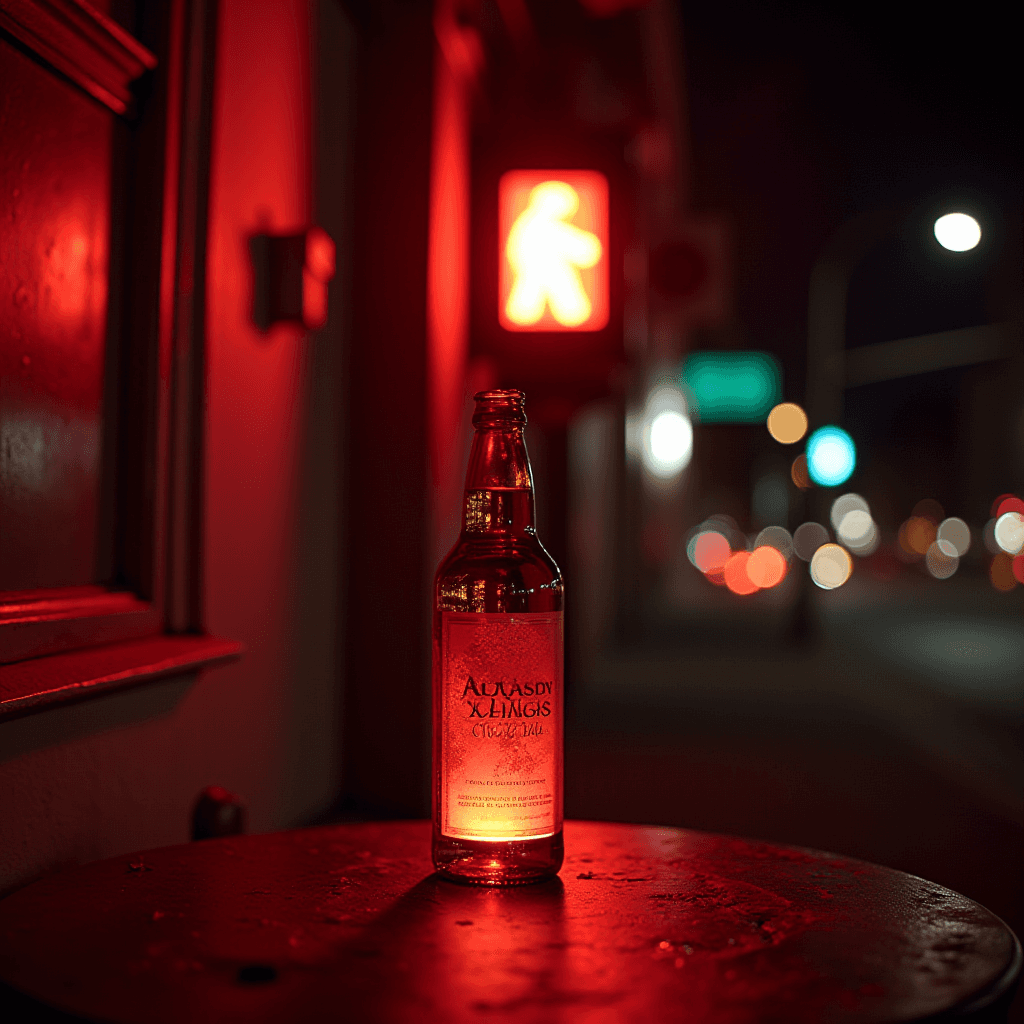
xmin=0 ymin=0 xmax=232 ymax=713
xmin=0 ymin=0 xmax=156 ymax=115
xmin=0 ymin=633 xmax=242 ymax=719
xmin=0 ymin=587 xmax=161 ymax=664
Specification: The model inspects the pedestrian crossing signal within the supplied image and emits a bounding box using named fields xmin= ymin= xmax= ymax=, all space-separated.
xmin=499 ymin=170 xmax=608 ymax=332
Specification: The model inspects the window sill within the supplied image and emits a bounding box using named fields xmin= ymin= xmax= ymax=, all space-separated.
xmin=0 ymin=634 xmax=243 ymax=721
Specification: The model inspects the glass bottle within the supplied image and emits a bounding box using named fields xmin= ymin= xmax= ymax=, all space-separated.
xmin=432 ymin=389 xmax=564 ymax=885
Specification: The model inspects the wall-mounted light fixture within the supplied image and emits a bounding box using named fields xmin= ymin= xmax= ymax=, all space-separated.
xmin=250 ymin=226 xmax=335 ymax=331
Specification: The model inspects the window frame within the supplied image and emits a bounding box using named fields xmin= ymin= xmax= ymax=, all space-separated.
xmin=0 ymin=0 xmax=240 ymax=715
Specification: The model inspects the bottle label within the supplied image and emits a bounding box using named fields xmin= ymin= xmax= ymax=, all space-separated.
xmin=440 ymin=611 xmax=563 ymax=841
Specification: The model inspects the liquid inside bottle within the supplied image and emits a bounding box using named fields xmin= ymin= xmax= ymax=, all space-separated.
xmin=432 ymin=389 xmax=564 ymax=885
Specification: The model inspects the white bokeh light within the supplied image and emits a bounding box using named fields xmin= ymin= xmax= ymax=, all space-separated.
xmin=754 ymin=525 xmax=794 ymax=560
xmin=838 ymin=510 xmax=878 ymax=555
xmin=830 ymin=493 xmax=870 ymax=532
xmin=937 ymin=517 xmax=971 ymax=557
xmin=810 ymin=543 xmax=853 ymax=589
xmin=926 ymin=538 xmax=959 ymax=579
xmin=934 ymin=212 xmax=981 ymax=252
xmin=993 ymin=511 xmax=1024 ymax=555
xmin=648 ymin=411 xmax=693 ymax=476
xmin=641 ymin=384 xmax=693 ymax=479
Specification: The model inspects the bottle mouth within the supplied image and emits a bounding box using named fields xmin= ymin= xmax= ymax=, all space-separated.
xmin=472 ymin=389 xmax=526 ymax=426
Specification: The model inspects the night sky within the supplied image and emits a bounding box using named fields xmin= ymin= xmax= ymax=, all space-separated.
xmin=679 ymin=0 xmax=1021 ymax=519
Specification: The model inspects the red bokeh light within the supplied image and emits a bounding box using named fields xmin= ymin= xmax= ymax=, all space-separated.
xmin=693 ymin=531 xmax=730 ymax=576
xmin=995 ymin=495 xmax=1024 ymax=518
xmin=724 ymin=551 xmax=758 ymax=595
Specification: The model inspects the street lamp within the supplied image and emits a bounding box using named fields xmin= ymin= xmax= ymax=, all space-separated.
xmin=805 ymin=206 xmax=984 ymax=429
xmin=791 ymin=206 xmax=987 ymax=641
xmin=934 ymin=212 xmax=981 ymax=252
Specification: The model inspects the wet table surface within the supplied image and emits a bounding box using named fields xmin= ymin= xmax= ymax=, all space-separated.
xmin=0 ymin=820 xmax=1019 ymax=1023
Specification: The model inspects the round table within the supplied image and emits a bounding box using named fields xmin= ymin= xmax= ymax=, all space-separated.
xmin=0 ymin=821 xmax=1018 ymax=1023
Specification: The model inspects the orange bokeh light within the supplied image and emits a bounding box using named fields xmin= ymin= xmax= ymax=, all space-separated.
xmin=790 ymin=453 xmax=810 ymax=490
xmin=899 ymin=516 xmax=936 ymax=557
xmin=499 ymin=170 xmax=609 ymax=332
xmin=766 ymin=402 xmax=808 ymax=444
xmin=990 ymin=553 xmax=1018 ymax=591
xmin=746 ymin=545 xmax=787 ymax=589
xmin=724 ymin=551 xmax=758 ymax=595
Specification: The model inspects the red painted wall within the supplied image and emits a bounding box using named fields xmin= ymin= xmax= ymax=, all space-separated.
xmin=0 ymin=0 xmax=342 ymax=894
xmin=427 ymin=39 xmax=472 ymax=568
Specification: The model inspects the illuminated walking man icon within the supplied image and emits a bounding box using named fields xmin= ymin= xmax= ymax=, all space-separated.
xmin=505 ymin=181 xmax=603 ymax=327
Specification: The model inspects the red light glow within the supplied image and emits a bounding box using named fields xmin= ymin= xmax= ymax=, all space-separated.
xmin=427 ymin=44 xmax=471 ymax=550
xmin=301 ymin=227 xmax=336 ymax=329
xmin=995 ymin=495 xmax=1024 ymax=518
xmin=724 ymin=551 xmax=758 ymax=595
xmin=692 ymin=531 xmax=730 ymax=576
xmin=499 ymin=170 xmax=608 ymax=332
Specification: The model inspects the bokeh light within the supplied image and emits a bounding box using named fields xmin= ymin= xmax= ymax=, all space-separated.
xmin=846 ymin=521 xmax=880 ymax=556
xmin=724 ymin=551 xmax=759 ymax=595
xmin=830 ymin=494 xmax=869 ymax=530
xmin=830 ymin=493 xmax=869 ymax=532
xmin=681 ymin=351 xmax=781 ymax=423
xmin=1014 ymin=554 xmax=1024 ymax=585
xmin=898 ymin=516 xmax=936 ymax=559
xmin=691 ymin=514 xmax=747 ymax=555
xmin=754 ymin=525 xmax=794 ymax=560
xmin=646 ymin=409 xmax=693 ymax=477
xmin=936 ymin=517 xmax=971 ymax=557
xmin=690 ymin=530 xmax=730 ymax=574
xmin=640 ymin=385 xmax=693 ymax=480
xmin=746 ymin=545 xmax=787 ymax=588
xmin=793 ymin=522 xmax=829 ymax=561
xmin=837 ymin=510 xmax=877 ymax=554
xmin=790 ymin=453 xmax=811 ymax=490
xmin=810 ymin=543 xmax=853 ymax=589
xmin=925 ymin=539 xmax=959 ymax=579
xmin=766 ymin=402 xmax=808 ymax=444
xmin=838 ymin=509 xmax=871 ymax=542
xmin=806 ymin=426 xmax=856 ymax=487
xmin=994 ymin=494 xmax=1024 ymax=518
xmin=933 ymin=212 xmax=981 ymax=252
xmin=990 ymin=553 xmax=1017 ymax=592
xmin=994 ymin=511 xmax=1024 ymax=555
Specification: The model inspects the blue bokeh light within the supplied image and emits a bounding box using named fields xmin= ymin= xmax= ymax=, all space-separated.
xmin=806 ymin=426 xmax=856 ymax=487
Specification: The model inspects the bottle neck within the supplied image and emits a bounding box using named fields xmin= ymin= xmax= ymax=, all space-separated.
xmin=461 ymin=426 xmax=536 ymax=538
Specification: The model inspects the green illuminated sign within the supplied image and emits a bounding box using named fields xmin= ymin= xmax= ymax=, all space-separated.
xmin=681 ymin=351 xmax=782 ymax=423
